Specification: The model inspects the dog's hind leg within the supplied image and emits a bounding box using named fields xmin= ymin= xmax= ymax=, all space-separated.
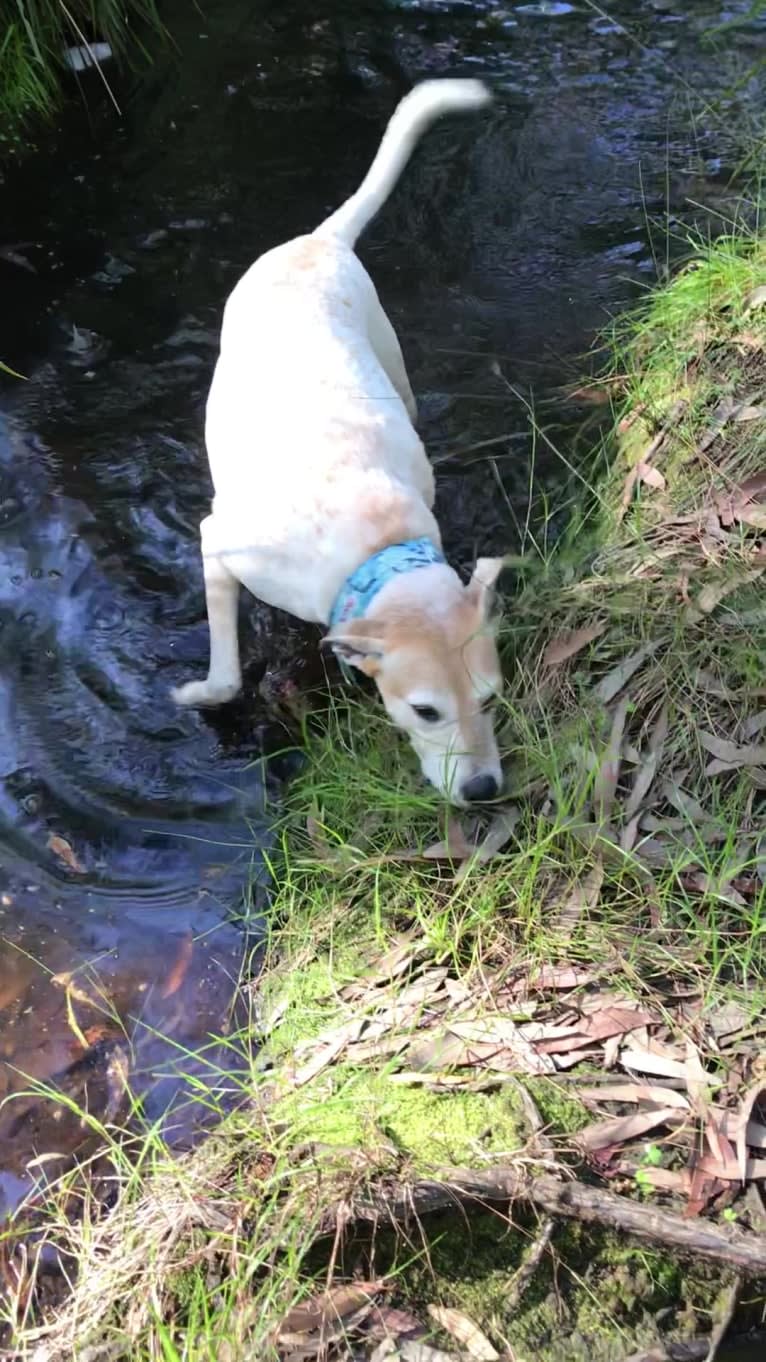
xmin=171 ymin=517 xmax=242 ymax=707
xmin=368 ymin=303 xmax=417 ymax=426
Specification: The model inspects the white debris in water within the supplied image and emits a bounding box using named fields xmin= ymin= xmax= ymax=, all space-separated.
xmin=63 ymin=43 xmax=113 ymax=73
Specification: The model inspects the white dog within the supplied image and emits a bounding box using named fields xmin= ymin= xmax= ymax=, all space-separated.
xmin=172 ymin=79 xmax=505 ymax=805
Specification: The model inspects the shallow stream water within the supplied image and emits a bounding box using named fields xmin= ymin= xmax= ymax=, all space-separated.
xmin=1 ymin=0 xmax=765 ymax=1222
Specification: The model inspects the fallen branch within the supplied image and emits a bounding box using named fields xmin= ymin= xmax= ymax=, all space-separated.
xmin=318 ymin=1166 xmax=766 ymax=1276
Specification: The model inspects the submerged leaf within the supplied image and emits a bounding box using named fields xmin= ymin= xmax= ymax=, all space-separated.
xmin=47 ymin=833 xmax=86 ymax=874
xmin=161 ymin=932 xmax=193 ymax=999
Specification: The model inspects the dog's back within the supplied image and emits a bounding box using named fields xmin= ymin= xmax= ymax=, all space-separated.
xmin=206 ymin=80 xmax=491 ymax=512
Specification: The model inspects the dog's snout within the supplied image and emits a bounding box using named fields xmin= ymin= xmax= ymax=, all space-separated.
xmin=461 ymin=773 xmax=499 ymax=803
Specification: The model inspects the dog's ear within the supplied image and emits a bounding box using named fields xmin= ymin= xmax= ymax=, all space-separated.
xmin=321 ymin=620 xmax=387 ymax=676
xmin=467 ymin=556 xmax=508 ymax=620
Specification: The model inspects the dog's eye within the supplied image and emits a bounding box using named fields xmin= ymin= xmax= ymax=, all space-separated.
xmin=412 ymin=704 xmax=440 ymax=723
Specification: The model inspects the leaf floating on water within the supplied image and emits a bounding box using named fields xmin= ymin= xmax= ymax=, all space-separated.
xmin=542 ymin=620 xmax=607 ymax=668
xmin=427 ymin=1305 xmax=499 ymax=1360
xmin=47 ymin=833 xmax=86 ymax=874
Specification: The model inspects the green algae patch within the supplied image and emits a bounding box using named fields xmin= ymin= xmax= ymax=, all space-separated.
xmin=275 ymin=1068 xmax=522 ymax=1170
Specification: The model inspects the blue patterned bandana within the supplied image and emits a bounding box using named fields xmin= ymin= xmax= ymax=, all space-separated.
xmin=329 ymin=537 xmax=445 ymax=630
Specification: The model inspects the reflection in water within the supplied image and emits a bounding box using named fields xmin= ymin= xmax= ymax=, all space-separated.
xmin=0 ymin=0 xmax=764 ymax=1218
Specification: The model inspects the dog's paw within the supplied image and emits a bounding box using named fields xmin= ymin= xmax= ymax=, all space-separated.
xmin=170 ymin=678 xmax=241 ymax=707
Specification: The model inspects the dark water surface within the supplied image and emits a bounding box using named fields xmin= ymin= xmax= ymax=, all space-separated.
xmin=1 ymin=0 xmax=765 ymax=1214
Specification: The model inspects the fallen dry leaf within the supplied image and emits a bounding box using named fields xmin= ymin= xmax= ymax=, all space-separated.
xmin=637 ymin=461 xmax=666 ymax=491
xmin=453 ymin=807 xmax=520 ymax=884
xmin=399 ymin=1343 xmax=466 ymax=1362
xmin=557 ymin=858 xmax=604 ymax=935
xmin=698 ymin=396 xmax=758 ymax=452
xmin=625 ymin=1165 xmax=690 ymax=1195
xmin=743 ymin=709 xmax=766 ymax=740
xmin=733 ymin=1078 xmax=766 ymax=1183
xmin=700 ymin=731 xmax=766 ymax=774
xmin=595 ymin=641 xmax=660 ymax=705
xmin=449 ymin=1016 xmax=555 ymax=1075
xmin=542 ymin=621 xmax=607 ymax=668
xmin=620 ymin=1046 xmax=690 ymax=1082
xmin=743 ymin=283 xmax=766 ymax=311
xmin=578 ymin=1105 xmax=681 ymax=1152
xmin=278 ymin=1281 xmax=383 ymax=1339
xmin=368 ymin=1303 xmax=422 ymax=1343
xmin=689 ymin=568 xmax=764 ymax=620
xmin=718 ymin=1109 xmax=766 ymax=1151
xmin=593 ymin=696 xmax=630 ymax=823
xmin=577 ymin=1083 xmax=690 ymax=1111
xmin=696 ymin=1152 xmax=766 ymax=1182
xmin=624 ymin=702 xmax=669 ymax=820
xmin=427 ymin=1305 xmax=499 ymax=1360
xmin=291 ymin=1019 xmax=367 ymax=1086
xmin=47 ymin=833 xmax=85 ymax=875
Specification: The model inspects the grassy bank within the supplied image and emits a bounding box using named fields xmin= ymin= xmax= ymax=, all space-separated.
xmin=0 ymin=0 xmax=162 ymax=147
xmin=4 ymin=229 xmax=766 ymax=1360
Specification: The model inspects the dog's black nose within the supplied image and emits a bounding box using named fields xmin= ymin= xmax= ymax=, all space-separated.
xmin=461 ymin=773 xmax=499 ymax=803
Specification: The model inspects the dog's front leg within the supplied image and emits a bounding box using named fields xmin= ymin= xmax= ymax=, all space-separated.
xmin=171 ymin=538 xmax=242 ymax=707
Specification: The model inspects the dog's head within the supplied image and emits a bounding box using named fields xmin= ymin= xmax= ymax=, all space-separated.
xmin=324 ymin=558 xmax=504 ymax=804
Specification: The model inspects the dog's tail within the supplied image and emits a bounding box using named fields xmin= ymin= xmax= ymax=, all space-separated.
xmin=314 ymin=79 xmax=492 ymax=249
